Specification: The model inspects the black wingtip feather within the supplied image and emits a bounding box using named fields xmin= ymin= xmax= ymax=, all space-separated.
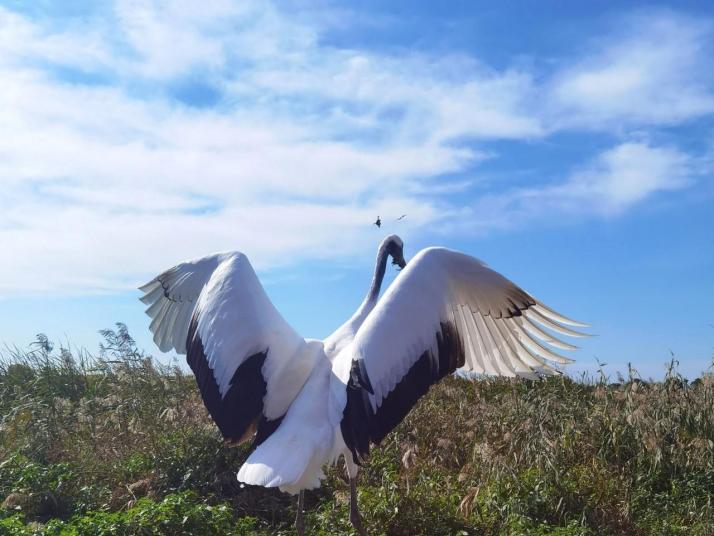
xmin=341 ymin=321 xmax=465 ymax=464
xmin=252 ymin=415 xmax=285 ymax=448
xmin=355 ymin=359 xmax=374 ymax=395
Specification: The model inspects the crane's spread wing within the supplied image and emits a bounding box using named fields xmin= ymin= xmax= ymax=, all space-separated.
xmin=333 ymin=247 xmax=587 ymax=463
xmin=140 ymin=252 xmax=317 ymax=444
xmin=139 ymin=253 xmax=227 ymax=354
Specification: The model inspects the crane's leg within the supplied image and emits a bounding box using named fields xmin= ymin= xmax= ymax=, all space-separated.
xmin=349 ymin=476 xmax=367 ymax=536
xmin=295 ymin=490 xmax=305 ymax=536
xmin=345 ymin=455 xmax=367 ymax=536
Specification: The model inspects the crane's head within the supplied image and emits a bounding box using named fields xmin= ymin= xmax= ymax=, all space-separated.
xmin=382 ymin=234 xmax=406 ymax=270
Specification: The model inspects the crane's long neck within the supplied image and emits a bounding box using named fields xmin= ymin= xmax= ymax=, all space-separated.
xmin=323 ymin=239 xmax=397 ymax=357
xmin=361 ymin=243 xmax=390 ymax=312
xmin=344 ymin=243 xmax=390 ymax=330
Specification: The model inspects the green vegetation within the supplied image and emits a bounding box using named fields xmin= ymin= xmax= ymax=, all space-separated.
xmin=1 ymin=324 xmax=713 ymax=535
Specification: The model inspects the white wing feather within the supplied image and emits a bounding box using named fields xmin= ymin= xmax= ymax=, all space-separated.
xmin=140 ymin=252 xmax=318 ymax=420
xmin=139 ymin=253 xmax=228 ymax=353
xmin=331 ymin=247 xmax=586 ymax=423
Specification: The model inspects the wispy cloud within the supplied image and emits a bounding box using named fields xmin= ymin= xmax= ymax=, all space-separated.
xmin=553 ymin=142 xmax=694 ymax=214
xmin=548 ymin=11 xmax=714 ymax=129
xmin=0 ymin=3 xmax=711 ymax=296
xmin=466 ymin=141 xmax=697 ymax=231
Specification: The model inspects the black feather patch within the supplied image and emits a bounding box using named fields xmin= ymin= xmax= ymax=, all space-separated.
xmin=341 ymin=321 xmax=465 ymax=464
xmin=252 ymin=415 xmax=285 ymax=448
xmin=186 ymin=315 xmax=281 ymax=446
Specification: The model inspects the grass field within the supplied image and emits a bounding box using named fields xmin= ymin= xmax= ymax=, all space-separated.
xmin=1 ymin=324 xmax=713 ymax=535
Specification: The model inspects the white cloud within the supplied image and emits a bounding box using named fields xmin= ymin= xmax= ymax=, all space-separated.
xmin=0 ymin=195 xmax=440 ymax=296
xmin=554 ymin=142 xmax=693 ymax=213
xmin=466 ymin=142 xmax=696 ymax=230
xmin=246 ymin=54 xmax=543 ymax=143
xmin=0 ymin=8 xmax=114 ymax=71
xmin=549 ymin=12 xmax=714 ymax=129
xmin=0 ymin=3 xmax=473 ymax=296
xmin=0 ymin=4 xmax=710 ymax=297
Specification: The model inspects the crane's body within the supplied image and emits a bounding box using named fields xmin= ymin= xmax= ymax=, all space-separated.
xmin=139 ymin=235 xmax=587 ymax=535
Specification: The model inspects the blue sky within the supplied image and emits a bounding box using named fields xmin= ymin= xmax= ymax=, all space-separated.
xmin=0 ymin=1 xmax=712 ymax=379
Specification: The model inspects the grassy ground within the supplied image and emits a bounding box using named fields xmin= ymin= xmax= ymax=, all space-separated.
xmin=1 ymin=324 xmax=713 ymax=535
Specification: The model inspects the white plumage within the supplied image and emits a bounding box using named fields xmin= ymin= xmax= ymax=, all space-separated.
xmin=140 ymin=235 xmax=587 ymax=535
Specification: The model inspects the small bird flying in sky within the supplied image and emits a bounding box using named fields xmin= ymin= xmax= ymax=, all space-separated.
xmin=396 ymin=214 xmax=406 ymax=221
xmin=374 ymin=216 xmax=381 ymax=228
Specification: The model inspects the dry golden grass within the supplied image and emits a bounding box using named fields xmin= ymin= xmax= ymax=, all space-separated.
xmin=1 ymin=326 xmax=713 ymax=535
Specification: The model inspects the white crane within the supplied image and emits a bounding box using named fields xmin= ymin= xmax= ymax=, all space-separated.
xmin=139 ymin=235 xmax=587 ymax=535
